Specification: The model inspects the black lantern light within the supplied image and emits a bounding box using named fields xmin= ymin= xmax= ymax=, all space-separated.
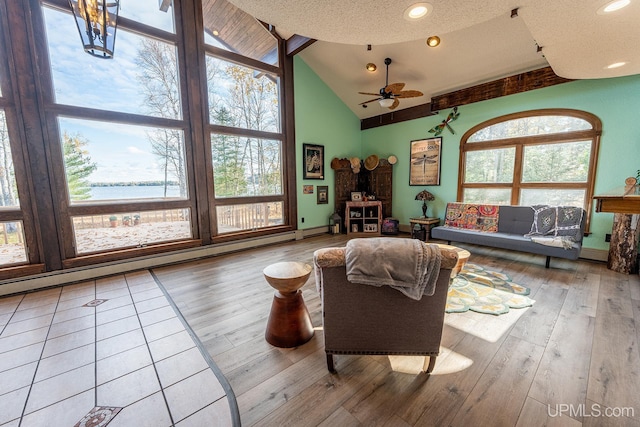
xmin=329 ymin=212 xmax=342 ymax=234
xmin=69 ymin=0 xmax=120 ymax=58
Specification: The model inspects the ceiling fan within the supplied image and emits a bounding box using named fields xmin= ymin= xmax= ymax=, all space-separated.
xmin=358 ymin=57 xmax=424 ymax=110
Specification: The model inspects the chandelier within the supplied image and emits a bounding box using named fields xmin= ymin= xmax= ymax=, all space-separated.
xmin=68 ymin=0 xmax=120 ymax=58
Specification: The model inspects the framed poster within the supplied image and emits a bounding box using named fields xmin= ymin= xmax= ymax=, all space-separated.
xmin=409 ymin=137 xmax=442 ymax=186
xmin=303 ymin=143 xmax=324 ymax=179
xmin=317 ymin=185 xmax=328 ymax=204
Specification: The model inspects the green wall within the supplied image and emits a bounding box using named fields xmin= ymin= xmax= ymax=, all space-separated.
xmin=295 ymin=55 xmax=640 ymax=251
xmin=294 ymin=56 xmax=361 ymax=229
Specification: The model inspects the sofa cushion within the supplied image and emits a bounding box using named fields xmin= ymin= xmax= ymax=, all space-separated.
xmin=496 ymin=206 xmax=534 ymax=235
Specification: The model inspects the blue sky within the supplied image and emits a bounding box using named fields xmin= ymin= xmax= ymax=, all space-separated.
xmin=44 ymin=2 xmax=178 ymax=183
xmin=43 ymin=2 xmax=260 ymax=185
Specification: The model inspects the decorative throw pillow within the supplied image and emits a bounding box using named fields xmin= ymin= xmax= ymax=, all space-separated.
xmin=444 ymin=203 xmax=466 ymax=228
xmin=476 ymin=205 xmax=500 ymax=232
xmin=528 ymin=205 xmax=556 ymax=236
xmin=554 ymin=206 xmax=583 ymax=241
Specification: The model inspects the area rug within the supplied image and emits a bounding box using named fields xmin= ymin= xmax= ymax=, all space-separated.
xmin=446 ymin=263 xmax=534 ymax=315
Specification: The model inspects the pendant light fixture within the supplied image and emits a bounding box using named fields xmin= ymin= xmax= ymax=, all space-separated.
xmin=68 ymin=0 xmax=120 ymax=58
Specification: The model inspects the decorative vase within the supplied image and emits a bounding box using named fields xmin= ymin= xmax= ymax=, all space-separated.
xmin=422 ymin=201 xmax=427 ymax=217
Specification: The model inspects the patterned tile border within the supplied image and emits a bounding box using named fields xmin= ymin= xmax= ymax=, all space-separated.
xmin=74 ymin=406 xmax=122 ymax=427
xmin=82 ymin=299 xmax=109 ymax=308
xmin=149 ymin=270 xmax=241 ymax=427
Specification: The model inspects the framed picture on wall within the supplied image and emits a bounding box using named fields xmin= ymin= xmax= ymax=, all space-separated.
xmin=409 ymin=137 xmax=442 ymax=186
xmin=317 ymin=186 xmax=328 ymax=204
xmin=303 ymin=143 xmax=325 ymax=179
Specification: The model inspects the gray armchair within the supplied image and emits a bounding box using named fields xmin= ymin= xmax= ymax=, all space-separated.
xmin=313 ymin=244 xmax=458 ymax=374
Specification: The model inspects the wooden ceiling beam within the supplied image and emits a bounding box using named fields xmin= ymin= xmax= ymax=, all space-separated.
xmin=360 ymin=103 xmax=437 ymax=130
xmin=361 ymin=66 xmax=572 ymax=130
xmin=430 ymin=66 xmax=572 ymax=112
xmin=286 ymin=35 xmax=316 ymax=56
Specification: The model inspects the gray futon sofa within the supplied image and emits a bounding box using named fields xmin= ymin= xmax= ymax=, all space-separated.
xmin=431 ymin=203 xmax=586 ymax=268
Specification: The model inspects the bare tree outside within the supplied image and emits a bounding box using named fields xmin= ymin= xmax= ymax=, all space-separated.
xmin=135 ymin=39 xmax=187 ymax=197
xmin=0 ymin=111 xmax=18 ymax=207
xmin=209 ymin=62 xmax=282 ymax=196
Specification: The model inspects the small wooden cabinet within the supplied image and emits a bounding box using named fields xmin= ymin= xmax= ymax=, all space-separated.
xmin=346 ymin=201 xmax=382 ymax=236
xmin=333 ymin=158 xmax=393 ymax=232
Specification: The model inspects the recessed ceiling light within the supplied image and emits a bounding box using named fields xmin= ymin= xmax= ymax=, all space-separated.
xmin=606 ymin=61 xmax=627 ymax=69
xmin=366 ymin=63 xmax=377 ymax=72
xmin=597 ymin=0 xmax=630 ymax=14
xmin=426 ymin=36 xmax=440 ymax=47
xmin=404 ymin=3 xmax=433 ymax=21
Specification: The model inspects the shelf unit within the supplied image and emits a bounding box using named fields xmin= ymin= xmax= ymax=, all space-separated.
xmin=345 ymin=201 xmax=382 ymax=236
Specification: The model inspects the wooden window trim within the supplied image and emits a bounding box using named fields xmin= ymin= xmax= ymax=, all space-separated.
xmin=459 ymin=109 xmax=601 ymax=234
xmin=0 ymin=0 xmax=296 ymax=279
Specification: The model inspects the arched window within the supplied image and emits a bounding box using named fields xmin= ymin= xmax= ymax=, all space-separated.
xmin=459 ymin=109 xmax=601 ymax=233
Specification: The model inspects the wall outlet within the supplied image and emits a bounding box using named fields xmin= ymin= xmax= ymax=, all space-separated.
xmin=605 ymin=233 xmax=611 ymax=242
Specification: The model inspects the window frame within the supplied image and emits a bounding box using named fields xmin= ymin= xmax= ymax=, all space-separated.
xmin=459 ymin=109 xmax=602 ymax=234
xmin=39 ymin=1 xmax=201 ymax=266
xmin=0 ymin=0 xmax=297 ymax=277
xmin=201 ymin=15 xmax=291 ymax=241
xmin=0 ymin=1 xmax=47 ymax=277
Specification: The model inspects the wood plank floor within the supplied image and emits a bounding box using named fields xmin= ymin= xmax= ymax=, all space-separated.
xmin=152 ymin=234 xmax=640 ymax=426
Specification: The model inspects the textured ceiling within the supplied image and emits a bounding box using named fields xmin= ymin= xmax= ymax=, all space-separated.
xmin=227 ymin=0 xmax=640 ymax=119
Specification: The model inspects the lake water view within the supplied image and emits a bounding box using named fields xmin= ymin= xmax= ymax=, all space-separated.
xmin=90 ymin=185 xmax=182 ymax=200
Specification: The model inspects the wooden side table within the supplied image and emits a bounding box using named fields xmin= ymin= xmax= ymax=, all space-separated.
xmin=410 ymin=217 xmax=440 ymax=241
xmin=263 ymin=261 xmax=314 ymax=348
xmin=435 ymin=243 xmax=471 ymax=277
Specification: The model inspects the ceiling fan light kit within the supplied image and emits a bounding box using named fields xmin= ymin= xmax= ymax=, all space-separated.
xmin=379 ymin=98 xmax=395 ymax=108
xmin=358 ymin=57 xmax=424 ymax=110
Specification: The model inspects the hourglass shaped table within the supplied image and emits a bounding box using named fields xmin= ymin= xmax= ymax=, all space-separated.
xmin=263 ymin=261 xmax=314 ymax=348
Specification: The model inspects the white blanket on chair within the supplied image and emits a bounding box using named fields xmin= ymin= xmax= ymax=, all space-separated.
xmin=345 ymin=238 xmax=442 ymax=300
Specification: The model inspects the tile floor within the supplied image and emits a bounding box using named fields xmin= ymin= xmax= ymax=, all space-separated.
xmin=0 ymin=270 xmax=237 ymax=427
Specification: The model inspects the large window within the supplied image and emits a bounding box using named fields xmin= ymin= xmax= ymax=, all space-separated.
xmin=40 ymin=3 xmax=195 ymax=260
xmin=0 ymin=0 xmax=294 ymax=277
xmin=0 ymin=7 xmax=39 ymax=273
xmin=460 ymin=109 xmax=601 ymax=233
xmin=203 ymin=0 xmax=286 ymax=236
xmin=0 ymin=112 xmax=28 ymax=267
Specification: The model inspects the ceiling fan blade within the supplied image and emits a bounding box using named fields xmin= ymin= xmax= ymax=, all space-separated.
xmin=358 ymin=91 xmax=381 ymax=96
xmin=359 ymin=98 xmax=380 ymax=105
xmin=395 ymin=90 xmax=424 ymax=98
xmin=385 ymin=82 xmax=405 ymax=94
xmin=388 ymin=98 xmax=400 ymax=110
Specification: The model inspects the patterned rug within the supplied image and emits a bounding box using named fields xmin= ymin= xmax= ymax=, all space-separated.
xmin=446 ymin=263 xmax=535 ymax=315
